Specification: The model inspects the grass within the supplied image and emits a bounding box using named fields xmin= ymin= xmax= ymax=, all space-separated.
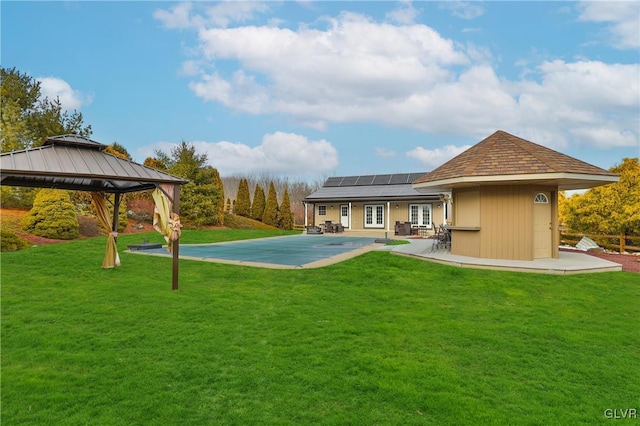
xmin=2 ymin=230 xmax=639 ymax=425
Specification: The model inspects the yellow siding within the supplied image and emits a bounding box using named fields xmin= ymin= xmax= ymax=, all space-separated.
xmin=451 ymin=230 xmax=480 ymax=257
xmin=454 ymin=190 xmax=480 ymax=226
xmin=351 ymin=203 xmax=364 ymax=229
xmin=478 ymin=185 xmax=533 ymax=260
xmin=390 ymin=202 xmax=408 ymax=224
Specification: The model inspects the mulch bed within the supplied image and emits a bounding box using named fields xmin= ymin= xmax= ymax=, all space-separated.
xmin=561 ymin=248 xmax=640 ymax=273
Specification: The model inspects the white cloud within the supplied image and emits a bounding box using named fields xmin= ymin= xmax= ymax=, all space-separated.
xmin=137 ymin=132 xmax=338 ymax=178
xmin=153 ymin=2 xmax=201 ymax=29
xmin=154 ymin=1 xmax=269 ymax=29
xmin=37 ymin=77 xmax=91 ymax=111
xmin=386 ymin=1 xmax=420 ymax=25
xmin=406 ymin=145 xmax=472 ymax=169
xmin=439 ymin=1 xmax=485 ymax=20
xmin=577 ymin=1 xmax=640 ymax=49
xmin=157 ymin=5 xmax=639 ymax=153
xmin=375 ymin=147 xmax=396 ymax=158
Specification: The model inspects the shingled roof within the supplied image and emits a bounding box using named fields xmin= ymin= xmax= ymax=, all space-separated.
xmin=413 ymin=130 xmax=618 ymax=191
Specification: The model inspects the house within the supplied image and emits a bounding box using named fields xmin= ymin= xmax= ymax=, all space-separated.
xmin=413 ymin=130 xmax=619 ymax=261
xmin=304 ymin=173 xmax=448 ymax=236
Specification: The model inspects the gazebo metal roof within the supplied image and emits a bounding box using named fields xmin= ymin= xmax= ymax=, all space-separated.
xmin=0 ymin=134 xmax=187 ymax=193
xmin=1 ymin=134 xmax=188 ymax=290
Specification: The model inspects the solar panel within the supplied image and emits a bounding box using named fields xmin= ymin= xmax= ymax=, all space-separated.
xmin=324 ymin=177 xmax=343 ymax=187
xmin=340 ymin=176 xmax=358 ymax=186
xmin=372 ymin=174 xmax=393 ymax=185
xmin=389 ymin=174 xmax=409 ymax=184
xmin=409 ymin=172 xmax=427 ymax=182
xmin=355 ymin=175 xmax=375 ymax=186
xmin=320 ymin=172 xmax=429 ymax=188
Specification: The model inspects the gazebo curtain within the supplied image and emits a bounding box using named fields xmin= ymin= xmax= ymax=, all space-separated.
xmin=91 ymin=192 xmax=121 ymax=269
xmin=152 ymin=186 xmax=181 ymax=252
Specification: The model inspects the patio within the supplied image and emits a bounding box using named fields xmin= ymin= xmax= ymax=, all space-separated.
xmin=389 ymin=238 xmax=623 ymax=274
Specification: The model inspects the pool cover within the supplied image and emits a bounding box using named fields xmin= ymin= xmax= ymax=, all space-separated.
xmin=137 ymin=235 xmax=379 ymax=268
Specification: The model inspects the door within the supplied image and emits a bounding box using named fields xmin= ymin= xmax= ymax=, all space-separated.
xmin=364 ymin=204 xmax=384 ymax=228
xmin=533 ymin=192 xmax=552 ymax=258
xmin=340 ymin=205 xmax=349 ymax=227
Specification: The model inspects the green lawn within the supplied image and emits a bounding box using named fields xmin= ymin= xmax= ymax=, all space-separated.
xmin=2 ymin=230 xmax=639 ymax=425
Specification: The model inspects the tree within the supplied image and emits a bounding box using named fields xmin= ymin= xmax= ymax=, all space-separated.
xmin=562 ymin=157 xmax=640 ymax=236
xmin=143 ymin=156 xmax=167 ymax=171
xmin=105 ymin=142 xmax=131 ymax=160
xmin=262 ymin=182 xmax=280 ymax=227
xmin=1 ymin=67 xmax=92 ymax=210
xmin=251 ymin=183 xmax=266 ymax=222
xmin=210 ymin=167 xmax=226 ymax=226
xmin=235 ymin=179 xmax=251 ymax=217
xmin=279 ymin=188 xmax=294 ymax=230
xmin=150 ymin=141 xmax=224 ymax=227
xmin=22 ymin=189 xmax=79 ymax=240
xmin=1 ymin=67 xmax=91 ymax=152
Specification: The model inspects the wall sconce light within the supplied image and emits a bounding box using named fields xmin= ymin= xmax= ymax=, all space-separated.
xmin=395 ymin=204 xmax=399 ymax=209
xmin=330 ymin=205 xmax=334 ymax=209
xmin=439 ymin=194 xmax=452 ymax=204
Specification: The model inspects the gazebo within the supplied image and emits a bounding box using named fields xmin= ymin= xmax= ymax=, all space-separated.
xmin=413 ymin=130 xmax=619 ymax=261
xmin=0 ymin=135 xmax=188 ymax=289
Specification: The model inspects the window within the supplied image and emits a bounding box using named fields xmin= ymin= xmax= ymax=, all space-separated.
xmin=409 ymin=204 xmax=432 ymax=227
xmin=318 ymin=205 xmax=327 ymax=215
xmin=534 ymin=193 xmax=549 ymax=204
xmin=364 ymin=204 xmax=384 ymax=228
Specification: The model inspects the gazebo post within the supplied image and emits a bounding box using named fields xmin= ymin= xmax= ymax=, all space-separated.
xmin=172 ymin=184 xmax=181 ymax=291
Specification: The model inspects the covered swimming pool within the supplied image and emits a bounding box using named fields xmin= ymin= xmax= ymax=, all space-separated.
xmin=133 ymin=235 xmax=380 ymax=268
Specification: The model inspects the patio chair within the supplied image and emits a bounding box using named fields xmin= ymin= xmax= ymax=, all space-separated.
xmin=335 ymin=223 xmax=344 ymax=233
xmin=436 ymin=224 xmax=451 ymax=250
xmin=432 ymin=224 xmax=451 ymax=250
xmin=324 ymin=220 xmax=335 ymax=233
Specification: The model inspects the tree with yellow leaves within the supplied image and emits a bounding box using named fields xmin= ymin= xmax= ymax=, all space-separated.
xmin=561 ymin=158 xmax=640 ymax=236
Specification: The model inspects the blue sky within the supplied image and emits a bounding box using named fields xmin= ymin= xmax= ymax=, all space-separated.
xmin=3 ymin=1 xmax=639 ymax=181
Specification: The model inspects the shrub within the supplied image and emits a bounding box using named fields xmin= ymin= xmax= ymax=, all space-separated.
xmin=22 ymin=189 xmax=79 ymax=240
xmin=0 ymin=229 xmax=31 ymax=252
xmin=77 ymin=215 xmax=100 ymax=237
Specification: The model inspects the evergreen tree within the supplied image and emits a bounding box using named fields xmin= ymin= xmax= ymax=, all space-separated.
xmin=211 ymin=167 xmax=225 ymax=226
xmin=262 ymin=182 xmax=280 ymax=227
xmin=151 ymin=142 xmax=224 ymax=227
xmin=226 ymin=198 xmax=232 ymax=213
xmin=251 ymin=183 xmax=266 ymax=222
xmin=279 ymin=188 xmax=294 ymax=230
xmin=235 ymin=179 xmax=251 ymax=217
xmin=22 ymin=189 xmax=79 ymax=240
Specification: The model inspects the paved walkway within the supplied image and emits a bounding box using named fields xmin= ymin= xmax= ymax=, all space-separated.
xmin=387 ymin=238 xmax=623 ymax=274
